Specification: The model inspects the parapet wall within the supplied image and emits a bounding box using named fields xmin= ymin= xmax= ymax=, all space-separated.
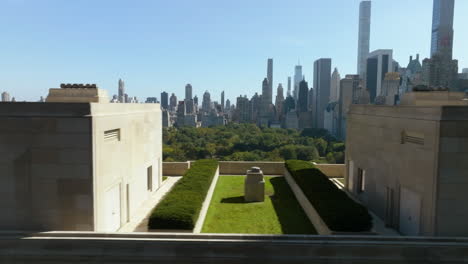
xmin=162 ymin=162 xmax=190 ymax=176
xmin=2 ymin=232 xmax=468 ymax=263
xmin=218 ymin=161 xmax=285 ymax=175
xmin=314 ymin=164 xmax=345 ymax=178
xmin=163 ymin=161 xmax=345 ymax=177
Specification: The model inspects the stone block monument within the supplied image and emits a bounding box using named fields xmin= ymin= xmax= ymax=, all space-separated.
xmin=244 ymin=167 xmax=265 ymax=202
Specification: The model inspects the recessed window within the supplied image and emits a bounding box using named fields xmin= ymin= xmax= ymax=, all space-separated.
xmin=357 ymin=168 xmax=366 ymax=193
xmin=147 ymin=166 xmax=153 ymax=191
xmin=104 ymin=129 xmax=121 ymax=142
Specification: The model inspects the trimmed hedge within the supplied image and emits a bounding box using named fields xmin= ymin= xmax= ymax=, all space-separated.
xmin=285 ymin=160 xmax=372 ymax=232
xmin=148 ymin=159 xmax=219 ymax=230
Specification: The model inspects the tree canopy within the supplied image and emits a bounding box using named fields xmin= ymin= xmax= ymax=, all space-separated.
xmin=163 ymin=124 xmax=345 ymax=164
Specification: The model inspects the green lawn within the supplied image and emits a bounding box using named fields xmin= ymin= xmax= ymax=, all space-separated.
xmin=202 ymin=176 xmax=317 ymax=234
xmin=163 ymin=176 xmax=168 ymax=181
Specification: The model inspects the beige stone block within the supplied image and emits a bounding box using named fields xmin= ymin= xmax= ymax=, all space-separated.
xmin=244 ymin=167 xmax=265 ymax=202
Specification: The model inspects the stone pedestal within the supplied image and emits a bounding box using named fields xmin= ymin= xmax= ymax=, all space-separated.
xmin=244 ymin=167 xmax=265 ymax=202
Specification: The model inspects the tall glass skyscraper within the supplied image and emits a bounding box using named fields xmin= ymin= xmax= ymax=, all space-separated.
xmin=293 ymin=64 xmax=303 ymax=101
xmin=357 ymin=1 xmax=371 ymax=77
xmin=431 ymin=0 xmax=455 ymax=59
xmin=266 ymin=58 xmax=273 ymax=104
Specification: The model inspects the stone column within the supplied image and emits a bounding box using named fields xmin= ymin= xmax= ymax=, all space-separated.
xmin=244 ymin=167 xmax=265 ymax=202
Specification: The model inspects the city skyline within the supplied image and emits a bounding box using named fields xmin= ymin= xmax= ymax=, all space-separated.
xmin=1 ymin=0 xmax=467 ymax=102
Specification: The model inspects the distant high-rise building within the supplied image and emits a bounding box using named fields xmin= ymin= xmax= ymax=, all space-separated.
xmin=185 ymin=99 xmax=195 ymax=114
xmin=298 ymin=80 xmax=309 ymax=113
xmin=380 ymin=72 xmax=401 ymax=105
xmin=1 ymin=92 xmax=11 ymax=102
xmin=261 ymin=77 xmax=270 ymax=104
xmin=431 ymin=0 xmax=455 ymax=59
xmin=202 ymin=91 xmax=211 ymax=113
xmin=308 ymin=88 xmax=314 ymax=111
xmin=275 ymin=84 xmax=285 ymax=120
xmin=357 ymin=1 xmax=371 ymax=77
xmin=339 ymin=74 xmax=361 ymax=139
xmin=287 ymin=77 xmax=292 ymax=97
xmin=221 ymin=91 xmax=225 ymax=111
xmin=185 ymin=84 xmax=193 ymax=101
xmin=401 ymin=55 xmax=423 ymax=93
xmin=313 ymin=58 xmax=332 ymax=129
xmin=169 ymin=93 xmax=177 ymax=111
xmin=366 ymin=49 xmax=393 ymax=102
xmin=463 ymin=68 xmax=468 ymax=74
xmin=259 ymin=78 xmax=272 ymax=126
xmin=236 ymin=95 xmax=250 ymax=123
xmin=283 ymin=96 xmax=295 ymax=114
xmin=424 ymin=0 xmax=458 ymax=90
xmin=193 ymin=95 xmax=199 ymax=106
xmin=161 ymin=92 xmax=168 ymax=109
xmin=331 ymin=68 xmax=341 ymax=101
xmin=422 ymin=56 xmax=458 ymax=90
xmin=267 ymin=59 xmax=273 ymax=104
xmin=250 ymin=92 xmax=261 ymax=122
xmin=225 ymin=99 xmax=231 ymax=111
xmin=294 ymin=64 xmax=303 ymax=100
xmin=118 ymin=79 xmax=125 ymax=103
xmin=145 ymin=97 xmax=158 ymax=103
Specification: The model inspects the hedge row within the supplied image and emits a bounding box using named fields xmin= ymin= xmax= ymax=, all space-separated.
xmin=148 ymin=159 xmax=219 ymax=230
xmin=285 ymin=160 xmax=372 ymax=232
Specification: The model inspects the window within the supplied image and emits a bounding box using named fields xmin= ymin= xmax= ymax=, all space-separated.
xmin=147 ymin=166 xmax=153 ymax=191
xmin=104 ymin=129 xmax=121 ymax=142
xmin=357 ymin=168 xmax=366 ymax=193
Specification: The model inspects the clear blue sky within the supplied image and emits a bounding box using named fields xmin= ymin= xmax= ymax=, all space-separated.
xmin=1 ymin=0 xmax=467 ymax=102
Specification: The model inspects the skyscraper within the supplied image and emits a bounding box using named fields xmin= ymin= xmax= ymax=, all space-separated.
xmin=275 ymin=84 xmax=285 ymax=120
xmin=118 ymin=79 xmax=125 ymax=103
xmin=160 ymin=91 xmax=168 ymax=109
xmin=366 ymin=49 xmax=393 ymax=102
xmin=357 ymin=1 xmax=371 ymax=77
xmin=298 ymin=80 xmax=309 ymax=113
xmin=185 ymin=84 xmax=193 ymax=101
xmin=313 ymin=58 xmax=332 ymax=129
xmin=431 ymin=0 xmax=455 ymax=59
xmin=424 ymin=0 xmax=458 ymax=90
xmin=293 ymin=64 xmax=303 ymax=100
xmin=287 ymin=77 xmax=292 ymax=97
xmin=236 ymin=96 xmax=250 ymax=123
xmin=221 ymin=91 xmax=225 ymax=111
xmin=225 ymin=99 xmax=231 ymax=111
xmin=169 ymin=93 xmax=177 ymax=111
xmin=331 ymin=68 xmax=341 ymax=101
xmin=202 ymin=91 xmax=211 ymax=113
xmin=266 ymin=59 xmax=273 ymax=104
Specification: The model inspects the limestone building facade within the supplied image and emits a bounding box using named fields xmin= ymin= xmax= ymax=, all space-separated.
xmin=345 ymin=91 xmax=468 ymax=236
xmin=0 ymin=84 xmax=163 ymax=232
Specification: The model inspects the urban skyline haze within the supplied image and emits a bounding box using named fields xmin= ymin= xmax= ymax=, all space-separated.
xmin=1 ymin=0 xmax=467 ymax=102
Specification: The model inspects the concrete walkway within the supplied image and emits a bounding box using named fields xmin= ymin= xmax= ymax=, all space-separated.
xmin=118 ymin=176 xmax=182 ymax=232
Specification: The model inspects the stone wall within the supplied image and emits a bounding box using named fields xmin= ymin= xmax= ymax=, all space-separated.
xmin=91 ymin=103 xmax=163 ymax=232
xmin=314 ymin=164 xmax=345 ymax=178
xmin=218 ymin=161 xmax=285 ymax=175
xmin=1 ymin=232 xmax=468 ymax=263
xmin=162 ymin=162 xmax=190 ymax=176
xmin=0 ymin=103 xmax=94 ymax=231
